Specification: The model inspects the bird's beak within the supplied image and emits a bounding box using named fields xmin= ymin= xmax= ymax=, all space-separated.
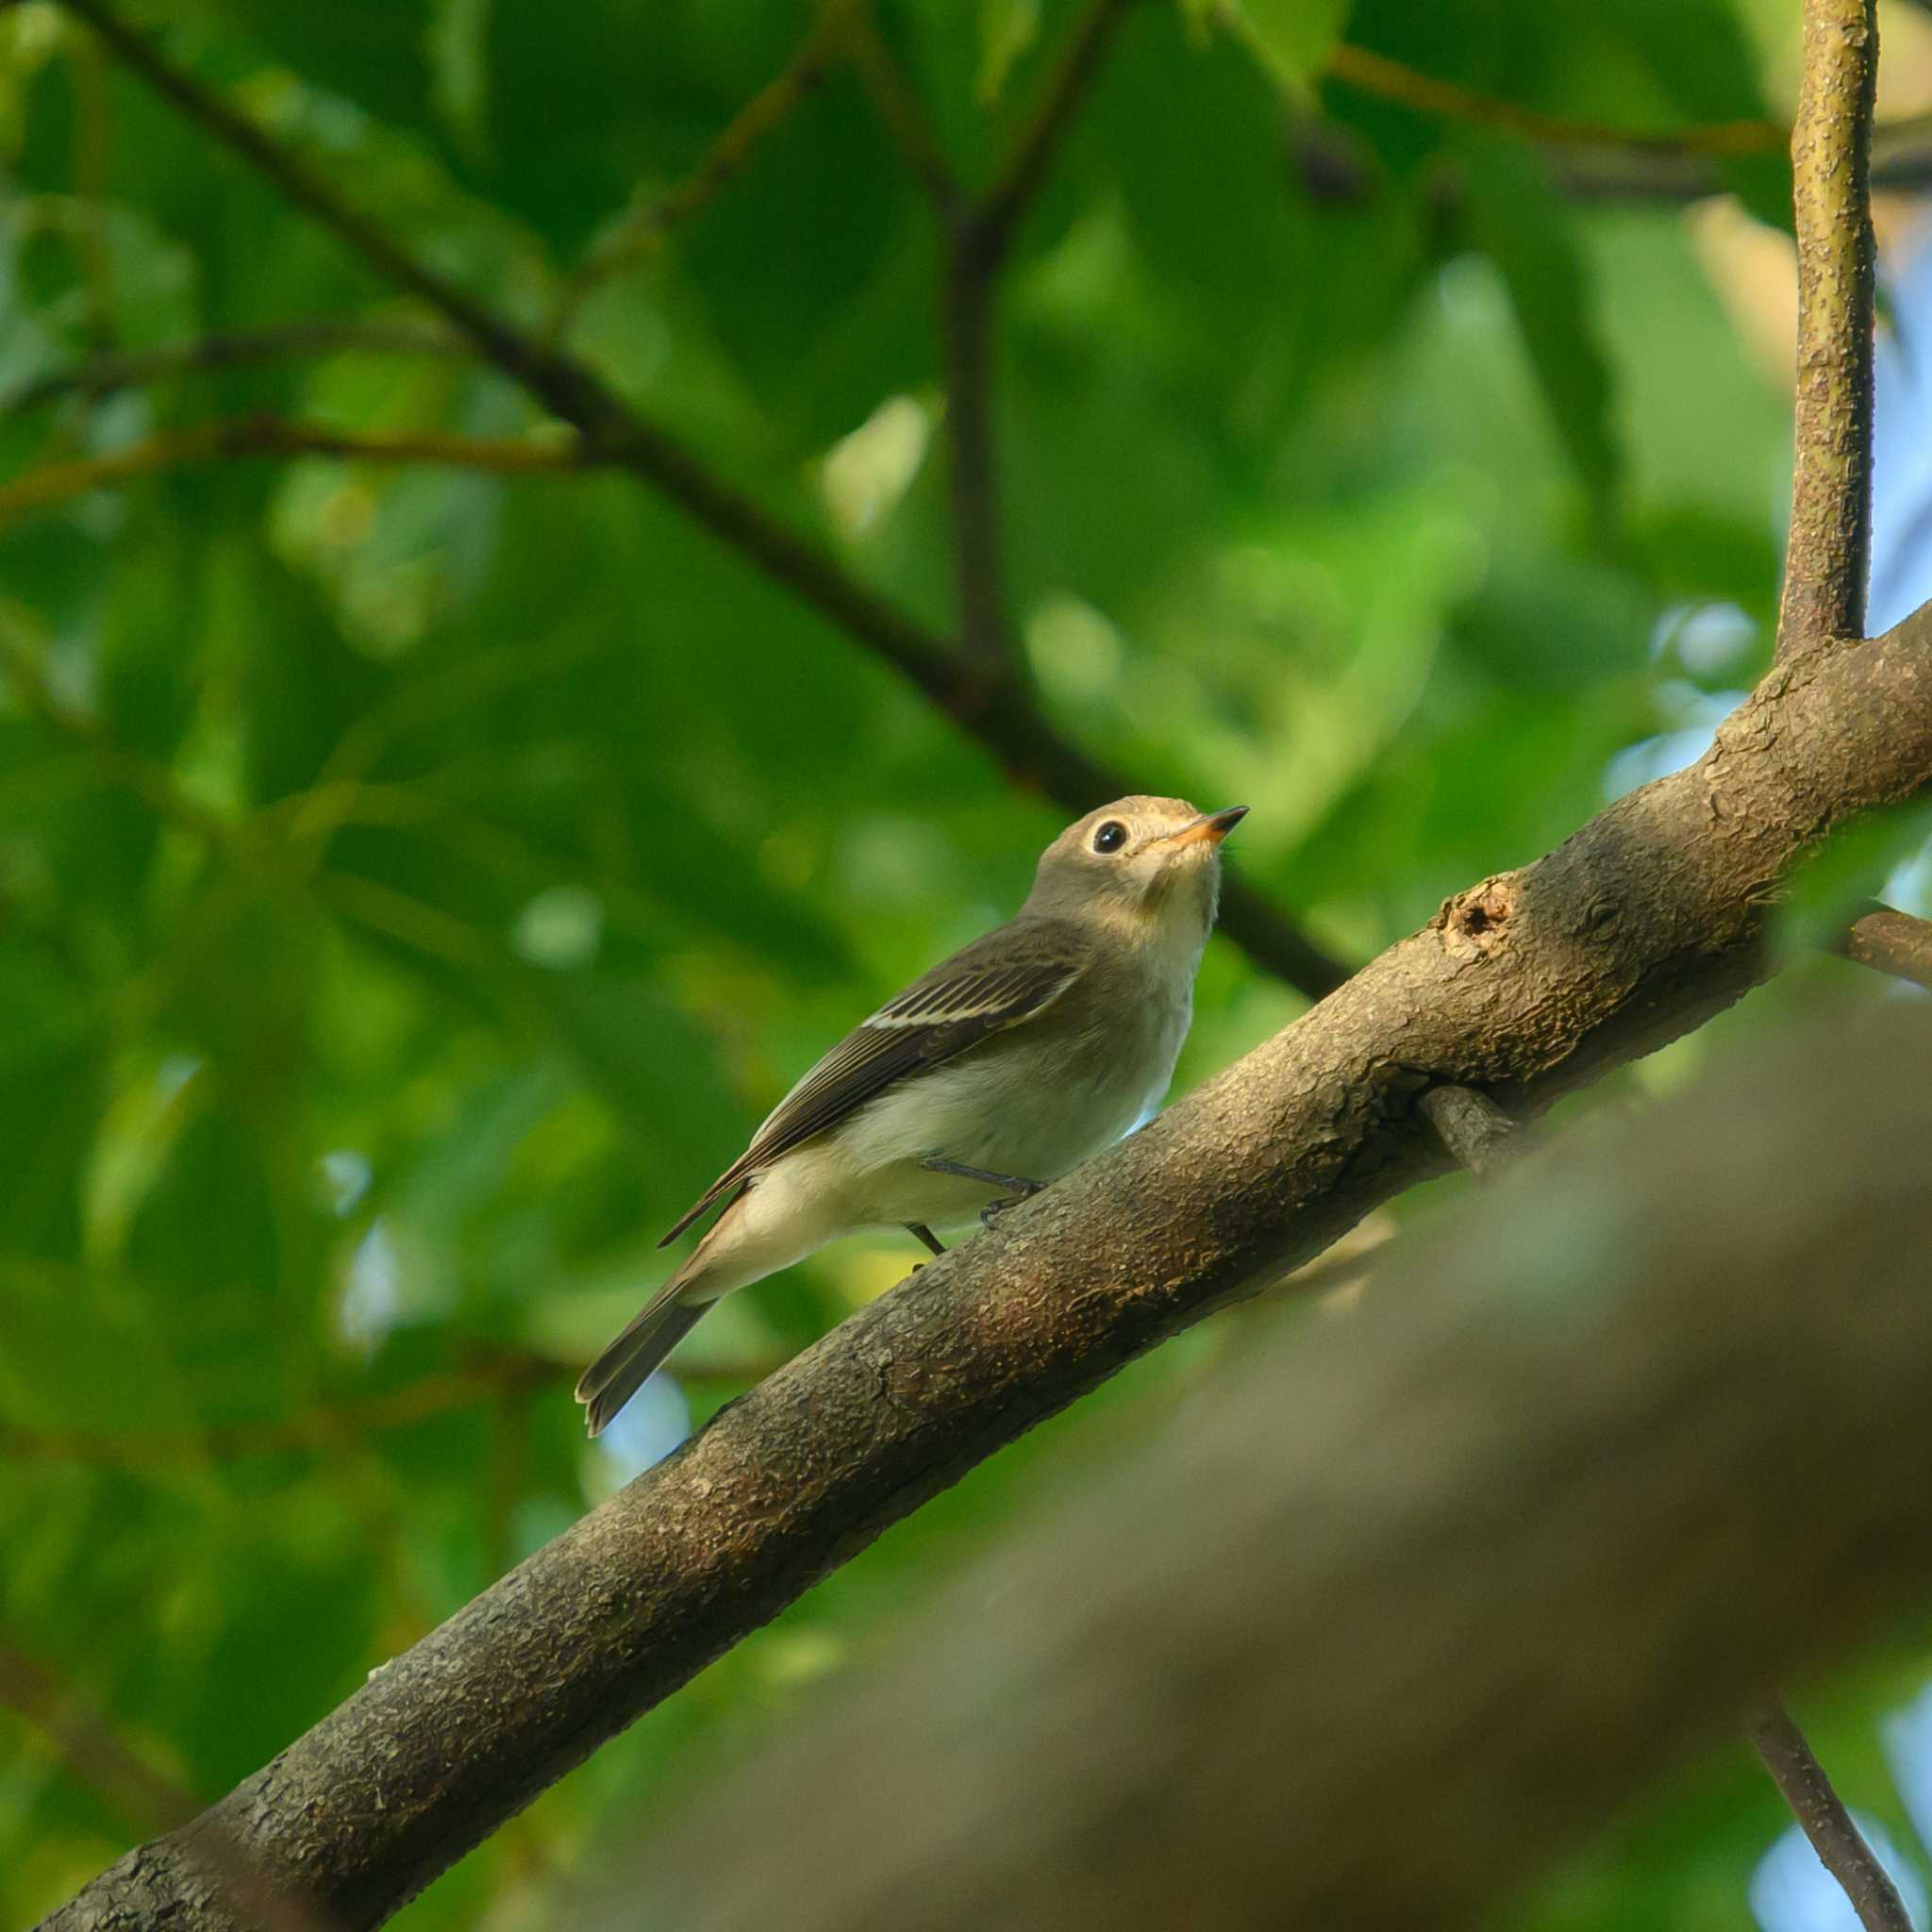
xmin=1165 ymin=805 xmax=1249 ymax=849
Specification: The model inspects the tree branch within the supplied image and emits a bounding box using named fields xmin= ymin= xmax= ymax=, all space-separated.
xmin=550 ymin=0 xmax=853 ymax=336
xmin=57 ymin=0 xmax=1348 ymax=1002
xmin=1747 ymin=1698 xmax=1915 ymax=1932
xmin=3 ymin=321 xmax=468 ymax=414
xmin=1776 ymin=0 xmax=1879 ymax=660
xmin=582 ymin=1010 xmax=1932 ymax=1932
xmin=1417 ymin=1083 xmax=1515 ymax=1176
xmin=0 ymin=418 xmax=589 ymax=524
xmin=41 ymin=600 xmax=1932 ymax=1931
xmin=1324 ymin=42 xmax=1783 ymax=158
xmin=1417 ymin=984 xmax=1908 ymax=1932
xmin=943 ymin=0 xmax=1131 ymax=670
xmin=1840 ymin=904 xmax=1932 ymax=992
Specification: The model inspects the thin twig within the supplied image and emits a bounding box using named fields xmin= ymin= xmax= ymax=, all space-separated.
xmin=4 ymin=319 xmax=468 ymax=413
xmin=842 ymin=1 xmax=960 ymax=207
xmin=55 ymin=0 xmax=1351 ymax=1000
xmin=942 ymin=0 xmax=1132 ymax=669
xmin=551 ymin=0 xmax=853 ymax=337
xmin=0 ymin=415 xmax=587 ymax=524
xmin=1776 ymin=0 xmax=1879 ymax=660
xmin=1840 ymin=905 xmax=1932 ymax=992
xmin=1748 ymin=1699 xmax=1914 ymax=1932
xmin=1324 ymin=42 xmax=1783 ymax=158
xmin=0 ymin=1641 xmax=200 ymax=1833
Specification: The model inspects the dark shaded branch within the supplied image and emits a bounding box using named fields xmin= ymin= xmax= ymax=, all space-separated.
xmin=588 ymin=1010 xmax=1932 ymax=1932
xmin=1776 ymin=0 xmax=1879 ymax=660
xmin=976 ymin=0 xmax=1133 ymax=259
xmin=1422 ymin=995 xmax=1904 ymax=1932
xmin=1840 ymin=904 xmax=1932 ymax=992
xmin=943 ymin=0 xmax=1132 ymax=669
xmin=1747 ymin=1699 xmax=1915 ymax=1932
xmin=0 ymin=417 xmax=589 ymax=524
xmin=41 ymin=602 xmax=1932 ymax=1932
xmin=842 ymin=3 xmax=960 ymax=206
xmin=58 ymin=0 xmax=1347 ymax=1001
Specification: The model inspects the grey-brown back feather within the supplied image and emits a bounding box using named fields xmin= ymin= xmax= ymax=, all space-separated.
xmin=658 ymin=917 xmax=1092 ymax=1247
xmin=576 ymin=1297 xmax=711 ymax=1438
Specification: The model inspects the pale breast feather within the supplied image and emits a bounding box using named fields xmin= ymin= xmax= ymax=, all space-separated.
xmin=657 ymin=922 xmax=1091 ymax=1246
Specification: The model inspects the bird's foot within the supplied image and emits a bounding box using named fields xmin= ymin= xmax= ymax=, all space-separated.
xmin=919 ymin=1156 xmax=1045 ymax=1199
xmin=917 ymin=1157 xmax=1044 ymax=1233
xmin=906 ymin=1223 xmax=945 ymax=1257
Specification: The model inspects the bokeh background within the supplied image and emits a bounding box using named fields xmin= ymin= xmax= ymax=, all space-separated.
xmin=3 ymin=1 xmax=1932 ymax=1925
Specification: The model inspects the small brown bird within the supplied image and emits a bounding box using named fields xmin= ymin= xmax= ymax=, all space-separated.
xmin=576 ymin=796 xmax=1247 ymax=1435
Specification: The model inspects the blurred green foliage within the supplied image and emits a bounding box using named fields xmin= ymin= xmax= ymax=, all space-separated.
xmin=0 ymin=0 xmax=1924 ymax=1926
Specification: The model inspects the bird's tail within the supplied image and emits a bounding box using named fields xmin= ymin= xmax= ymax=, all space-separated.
xmin=575 ymin=1294 xmax=711 ymax=1439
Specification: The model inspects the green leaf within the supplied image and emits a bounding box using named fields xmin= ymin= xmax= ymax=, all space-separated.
xmin=1230 ymin=0 xmax=1351 ymax=89
xmin=976 ymin=0 xmax=1042 ymax=107
xmin=1460 ymin=140 xmax=1624 ymax=524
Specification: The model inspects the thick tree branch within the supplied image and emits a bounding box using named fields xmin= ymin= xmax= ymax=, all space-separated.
xmin=1748 ymin=1699 xmax=1915 ymax=1932
xmin=1777 ymin=0 xmax=1879 ymax=660
xmin=581 ymin=1011 xmax=1932 ymax=1931
xmin=1417 ymin=981 xmax=1907 ymax=1932
xmin=0 ymin=418 xmax=589 ymax=524
xmin=42 ymin=602 xmax=1932 ymax=1932
xmin=56 ymin=0 xmax=1348 ymax=1001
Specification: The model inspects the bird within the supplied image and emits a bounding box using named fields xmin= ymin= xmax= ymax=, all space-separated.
xmin=575 ymin=796 xmax=1248 ymax=1436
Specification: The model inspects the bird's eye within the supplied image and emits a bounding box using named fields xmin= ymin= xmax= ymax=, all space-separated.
xmin=1091 ymin=821 xmax=1128 ymax=855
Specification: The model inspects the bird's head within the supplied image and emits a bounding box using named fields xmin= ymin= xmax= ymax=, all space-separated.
xmin=1024 ymin=796 xmax=1248 ymax=938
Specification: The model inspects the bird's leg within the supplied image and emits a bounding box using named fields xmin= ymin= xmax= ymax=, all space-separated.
xmin=906 ymin=1223 xmax=945 ymax=1257
xmin=918 ymin=1157 xmax=1045 ymax=1230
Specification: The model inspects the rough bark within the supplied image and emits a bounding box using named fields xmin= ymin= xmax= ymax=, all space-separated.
xmin=1777 ymin=0 xmax=1878 ymax=658
xmin=589 ymin=1009 xmax=1932 ymax=1931
xmin=39 ymin=601 xmax=1932 ymax=1930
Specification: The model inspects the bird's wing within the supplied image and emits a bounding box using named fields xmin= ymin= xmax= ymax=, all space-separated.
xmin=658 ymin=920 xmax=1091 ymax=1246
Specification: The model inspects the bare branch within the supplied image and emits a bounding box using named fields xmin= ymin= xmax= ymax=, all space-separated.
xmin=942 ymin=0 xmax=1133 ymax=669
xmin=1324 ymin=42 xmax=1783 ymax=158
xmin=1776 ymin=0 xmax=1879 ymax=659
xmin=1748 ymin=1699 xmax=1915 ymax=1932
xmin=975 ymin=0 xmax=1133 ymax=264
xmin=551 ymin=0 xmax=853 ymax=335
xmin=1417 ymin=1084 xmax=1516 ymax=1176
xmin=57 ymin=0 xmax=1347 ymax=1001
xmin=41 ymin=599 xmax=1932 ymax=1932
xmin=1840 ymin=904 xmax=1932 ymax=992
xmin=842 ymin=2 xmax=961 ymax=207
